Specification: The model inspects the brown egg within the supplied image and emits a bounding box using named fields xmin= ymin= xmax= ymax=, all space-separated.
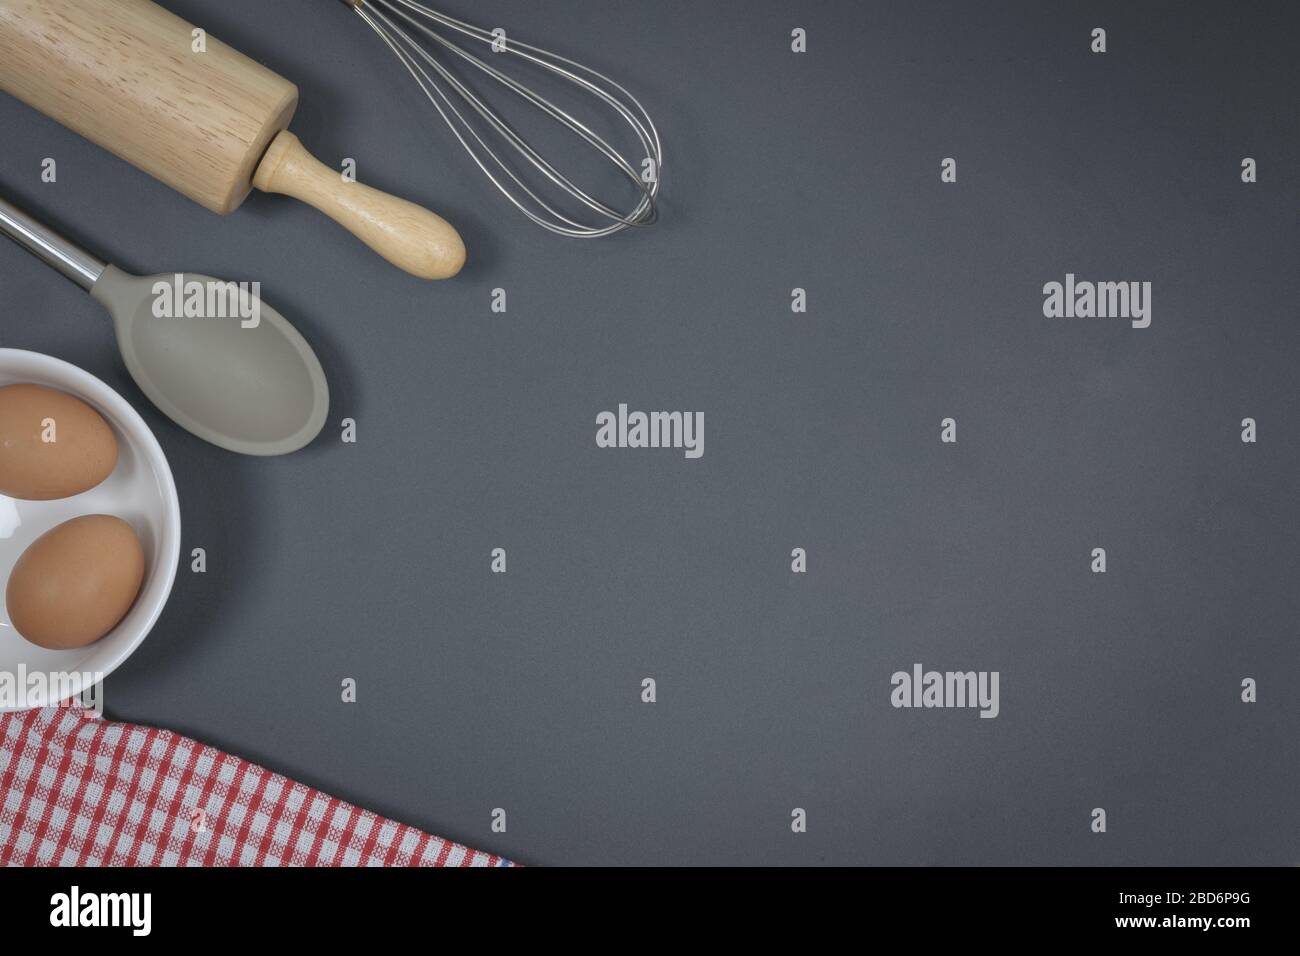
xmin=6 ymin=515 xmax=145 ymax=650
xmin=0 ymin=383 xmax=118 ymax=500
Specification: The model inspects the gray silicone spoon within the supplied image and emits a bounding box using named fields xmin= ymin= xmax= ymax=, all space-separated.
xmin=0 ymin=194 xmax=327 ymax=455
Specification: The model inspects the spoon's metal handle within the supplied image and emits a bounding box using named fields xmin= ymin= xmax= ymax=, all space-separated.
xmin=0 ymin=194 xmax=107 ymax=291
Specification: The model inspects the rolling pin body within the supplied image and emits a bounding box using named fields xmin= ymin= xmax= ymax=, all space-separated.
xmin=0 ymin=0 xmax=295 ymax=214
xmin=0 ymin=0 xmax=465 ymax=279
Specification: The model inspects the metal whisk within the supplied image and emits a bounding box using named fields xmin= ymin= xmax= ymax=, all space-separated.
xmin=341 ymin=0 xmax=662 ymax=238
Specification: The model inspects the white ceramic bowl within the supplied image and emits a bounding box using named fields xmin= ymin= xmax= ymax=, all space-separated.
xmin=0 ymin=349 xmax=180 ymax=710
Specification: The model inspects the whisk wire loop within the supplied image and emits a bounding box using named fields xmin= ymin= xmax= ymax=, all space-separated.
xmin=352 ymin=0 xmax=662 ymax=238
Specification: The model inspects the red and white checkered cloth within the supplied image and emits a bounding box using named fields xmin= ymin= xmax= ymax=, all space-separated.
xmin=0 ymin=706 xmax=511 ymax=867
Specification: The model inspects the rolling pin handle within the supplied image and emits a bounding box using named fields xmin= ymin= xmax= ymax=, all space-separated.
xmin=252 ymin=131 xmax=465 ymax=281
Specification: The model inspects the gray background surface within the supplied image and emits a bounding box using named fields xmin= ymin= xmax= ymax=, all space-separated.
xmin=2 ymin=0 xmax=1297 ymax=866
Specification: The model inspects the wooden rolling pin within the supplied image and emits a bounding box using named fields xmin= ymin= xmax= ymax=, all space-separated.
xmin=0 ymin=0 xmax=465 ymax=279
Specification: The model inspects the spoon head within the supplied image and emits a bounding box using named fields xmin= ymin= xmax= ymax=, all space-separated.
xmin=90 ymin=267 xmax=329 ymax=456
